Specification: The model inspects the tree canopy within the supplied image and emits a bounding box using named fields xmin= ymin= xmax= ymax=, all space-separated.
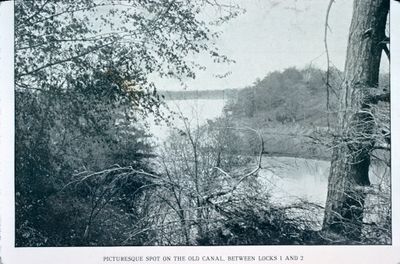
xmin=15 ymin=0 xmax=241 ymax=94
xmin=14 ymin=0 xmax=242 ymax=246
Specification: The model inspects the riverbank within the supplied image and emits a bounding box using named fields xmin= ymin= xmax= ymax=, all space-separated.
xmin=224 ymin=115 xmax=332 ymax=161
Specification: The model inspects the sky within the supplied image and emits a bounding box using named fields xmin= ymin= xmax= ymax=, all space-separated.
xmin=153 ymin=0 xmax=389 ymax=91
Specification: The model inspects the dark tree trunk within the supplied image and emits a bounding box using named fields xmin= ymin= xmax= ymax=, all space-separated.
xmin=322 ymin=0 xmax=389 ymax=241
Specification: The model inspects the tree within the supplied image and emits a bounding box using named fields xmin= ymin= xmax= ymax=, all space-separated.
xmin=322 ymin=0 xmax=390 ymax=241
xmin=15 ymin=0 xmax=242 ymax=246
xmin=15 ymin=70 xmax=157 ymax=246
xmin=15 ymin=0 xmax=240 ymax=94
xmin=122 ymin=115 xmax=264 ymax=245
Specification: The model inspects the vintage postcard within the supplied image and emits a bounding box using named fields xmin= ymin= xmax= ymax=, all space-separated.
xmin=1 ymin=0 xmax=399 ymax=263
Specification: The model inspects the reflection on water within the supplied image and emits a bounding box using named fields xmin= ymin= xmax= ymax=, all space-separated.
xmin=149 ymin=99 xmax=389 ymax=214
xmin=151 ymin=99 xmax=333 ymax=206
xmin=259 ymin=157 xmax=330 ymax=206
xmin=258 ymin=157 xmax=388 ymax=204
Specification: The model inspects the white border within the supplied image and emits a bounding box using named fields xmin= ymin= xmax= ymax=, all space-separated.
xmin=1 ymin=1 xmax=400 ymax=263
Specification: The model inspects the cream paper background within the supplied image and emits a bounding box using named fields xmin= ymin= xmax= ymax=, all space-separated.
xmin=1 ymin=1 xmax=399 ymax=263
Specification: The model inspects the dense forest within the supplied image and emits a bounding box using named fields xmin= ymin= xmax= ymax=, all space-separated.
xmin=13 ymin=0 xmax=391 ymax=247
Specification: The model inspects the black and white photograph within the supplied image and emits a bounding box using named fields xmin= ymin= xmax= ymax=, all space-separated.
xmin=1 ymin=0 xmax=400 ymax=263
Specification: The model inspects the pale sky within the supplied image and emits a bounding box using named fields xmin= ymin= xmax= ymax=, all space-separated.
xmin=153 ymin=0 xmax=389 ymax=91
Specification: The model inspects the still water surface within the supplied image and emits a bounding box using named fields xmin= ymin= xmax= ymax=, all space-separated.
xmin=149 ymin=99 xmax=388 ymax=230
xmin=149 ymin=99 xmax=332 ymax=206
xmin=149 ymin=99 xmax=226 ymax=141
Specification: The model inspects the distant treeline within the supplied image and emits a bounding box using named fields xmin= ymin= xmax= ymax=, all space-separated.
xmin=159 ymin=89 xmax=238 ymax=100
xmin=225 ymin=66 xmax=337 ymax=126
xmin=224 ymin=66 xmax=389 ymax=126
xmin=217 ymin=66 xmax=389 ymax=160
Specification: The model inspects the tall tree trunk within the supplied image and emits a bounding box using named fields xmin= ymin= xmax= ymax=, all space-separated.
xmin=322 ymin=0 xmax=389 ymax=241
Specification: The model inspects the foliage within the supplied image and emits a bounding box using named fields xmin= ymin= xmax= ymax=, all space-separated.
xmin=14 ymin=0 xmax=391 ymax=247
xmin=120 ymin=117 xmax=257 ymax=245
xmin=15 ymin=0 xmax=241 ymax=93
xmin=204 ymin=196 xmax=323 ymax=245
xmin=225 ymin=66 xmax=342 ymax=126
xmin=15 ymin=0 xmax=241 ymax=246
xmin=15 ymin=70 xmax=156 ymax=246
xmin=124 ymin=116 xmax=330 ymax=246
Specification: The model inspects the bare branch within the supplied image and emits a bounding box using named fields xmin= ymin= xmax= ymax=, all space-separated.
xmin=205 ymin=126 xmax=264 ymax=201
xmin=324 ymin=0 xmax=335 ymax=130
